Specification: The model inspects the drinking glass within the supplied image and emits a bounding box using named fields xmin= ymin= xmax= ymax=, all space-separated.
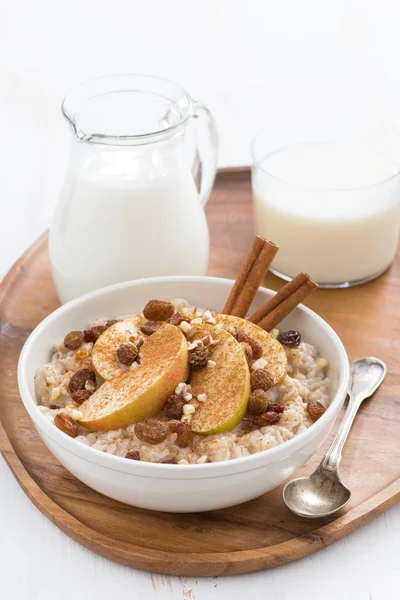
xmin=252 ymin=114 xmax=400 ymax=287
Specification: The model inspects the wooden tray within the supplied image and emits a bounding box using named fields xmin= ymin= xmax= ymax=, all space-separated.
xmin=0 ymin=168 xmax=399 ymax=576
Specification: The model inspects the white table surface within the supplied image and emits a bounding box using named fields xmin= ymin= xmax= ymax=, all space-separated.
xmin=1 ymin=1 xmax=399 ymax=598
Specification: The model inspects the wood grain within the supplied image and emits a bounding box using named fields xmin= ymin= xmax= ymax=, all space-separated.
xmin=0 ymin=168 xmax=399 ymax=576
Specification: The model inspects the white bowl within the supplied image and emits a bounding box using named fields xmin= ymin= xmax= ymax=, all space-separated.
xmin=18 ymin=276 xmax=349 ymax=512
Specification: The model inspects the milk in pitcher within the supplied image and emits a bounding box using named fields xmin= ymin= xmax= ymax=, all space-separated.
xmin=50 ymin=148 xmax=209 ymax=302
xmin=50 ymin=74 xmax=218 ymax=302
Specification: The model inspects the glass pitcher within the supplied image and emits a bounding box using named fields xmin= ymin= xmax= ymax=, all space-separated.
xmin=49 ymin=74 xmax=218 ymax=303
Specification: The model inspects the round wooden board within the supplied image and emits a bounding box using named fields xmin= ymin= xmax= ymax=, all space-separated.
xmin=0 ymin=168 xmax=399 ymax=576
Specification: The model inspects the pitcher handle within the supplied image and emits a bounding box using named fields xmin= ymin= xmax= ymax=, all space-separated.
xmin=193 ymin=101 xmax=218 ymax=207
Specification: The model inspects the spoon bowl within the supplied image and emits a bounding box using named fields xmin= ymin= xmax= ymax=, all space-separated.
xmin=283 ymin=467 xmax=351 ymax=518
xmin=283 ymin=357 xmax=386 ymax=518
xmin=349 ymin=357 xmax=387 ymax=398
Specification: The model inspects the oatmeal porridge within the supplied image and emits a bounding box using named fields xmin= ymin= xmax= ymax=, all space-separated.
xmin=35 ymin=298 xmax=331 ymax=464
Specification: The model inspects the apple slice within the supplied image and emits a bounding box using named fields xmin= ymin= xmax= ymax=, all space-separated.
xmin=190 ymin=324 xmax=251 ymax=435
xmin=92 ymin=315 xmax=145 ymax=380
xmin=79 ymin=324 xmax=189 ymax=431
xmin=213 ymin=314 xmax=287 ymax=385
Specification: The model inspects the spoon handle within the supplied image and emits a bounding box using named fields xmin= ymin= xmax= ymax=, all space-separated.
xmin=321 ymin=391 xmax=363 ymax=472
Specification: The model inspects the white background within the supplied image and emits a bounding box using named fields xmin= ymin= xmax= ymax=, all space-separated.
xmin=1 ymin=1 xmax=399 ymax=598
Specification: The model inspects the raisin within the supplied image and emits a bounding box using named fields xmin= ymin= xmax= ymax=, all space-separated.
xmin=169 ymin=420 xmax=193 ymax=448
xmin=83 ymin=320 xmax=115 ymax=343
xmin=236 ymin=329 xmax=263 ymax=360
xmin=189 ymin=346 xmax=210 ymax=370
xmin=125 ymin=451 xmax=140 ymax=460
xmin=240 ymin=342 xmax=253 ymax=363
xmin=134 ymin=419 xmax=168 ymax=444
xmin=64 ymin=331 xmax=84 ymax=350
xmin=160 ymin=459 xmax=177 ymax=464
xmin=117 ymin=342 xmax=139 ymax=366
xmin=50 ymin=404 xmax=59 ymax=410
xmin=71 ymin=389 xmax=92 ymax=405
xmin=106 ymin=320 xmax=118 ymax=328
xmin=163 ymin=394 xmax=186 ymax=420
xmin=247 ymin=389 xmax=270 ymax=415
xmin=268 ymin=402 xmax=284 ymax=414
xmin=68 ymin=368 xmax=96 ymax=394
xmin=250 ymin=368 xmax=274 ymax=391
xmin=140 ymin=321 xmax=163 ymax=336
xmin=91 ymin=325 xmax=108 ymax=338
xmin=143 ymin=300 xmax=175 ymax=322
xmin=83 ymin=325 xmax=108 ymax=343
xmin=306 ymin=400 xmax=326 ymax=422
xmin=54 ymin=413 xmax=78 ymax=438
xmin=254 ymin=411 xmax=281 ymax=427
xmin=278 ymin=330 xmax=301 ymax=347
xmin=83 ymin=329 xmax=98 ymax=343
xmin=167 ymin=312 xmax=189 ymax=326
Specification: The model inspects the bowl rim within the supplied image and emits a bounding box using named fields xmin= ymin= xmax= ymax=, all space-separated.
xmin=18 ymin=275 xmax=349 ymax=479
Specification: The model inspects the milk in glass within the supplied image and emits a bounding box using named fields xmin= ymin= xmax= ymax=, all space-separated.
xmin=253 ymin=143 xmax=400 ymax=285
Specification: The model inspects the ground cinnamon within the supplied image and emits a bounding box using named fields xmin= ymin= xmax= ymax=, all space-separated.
xmin=222 ymin=236 xmax=279 ymax=318
xmin=248 ymin=272 xmax=318 ymax=330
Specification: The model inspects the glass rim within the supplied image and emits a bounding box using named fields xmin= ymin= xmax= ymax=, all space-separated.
xmin=62 ymin=73 xmax=194 ymax=145
xmin=251 ymin=113 xmax=400 ymax=192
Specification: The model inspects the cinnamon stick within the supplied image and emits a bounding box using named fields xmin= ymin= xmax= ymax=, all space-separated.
xmin=248 ymin=272 xmax=318 ymax=330
xmin=222 ymin=236 xmax=279 ymax=318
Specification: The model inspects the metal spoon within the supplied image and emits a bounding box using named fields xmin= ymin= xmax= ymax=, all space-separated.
xmin=283 ymin=357 xmax=386 ymax=518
